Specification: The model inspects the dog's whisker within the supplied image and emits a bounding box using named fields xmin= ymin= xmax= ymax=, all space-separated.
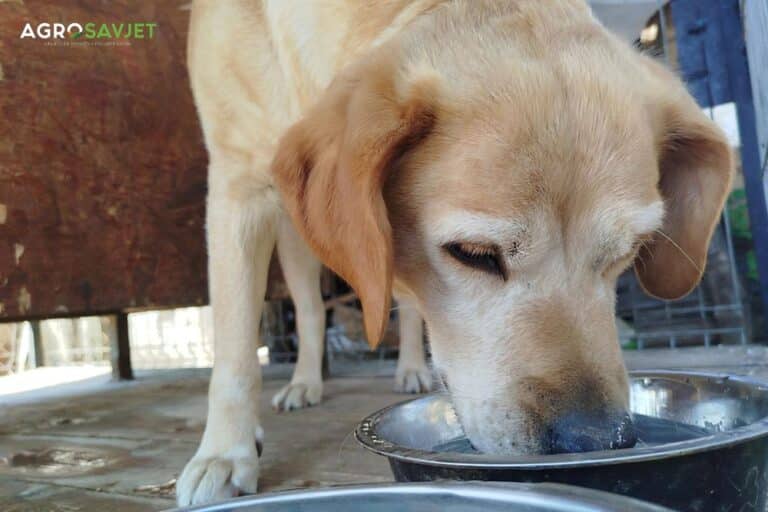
xmin=653 ymin=229 xmax=702 ymax=273
xmin=432 ymin=389 xmax=489 ymax=401
xmin=336 ymin=428 xmax=357 ymax=467
xmin=635 ymin=251 xmax=648 ymax=273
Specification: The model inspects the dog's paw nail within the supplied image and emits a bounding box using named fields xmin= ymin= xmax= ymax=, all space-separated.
xmin=395 ymin=368 xmax=433 ymax=394
xmin=176 ymin=454 xmax=259 ymax=506
xmin=272 ymin=381 xmax=323 ymax=412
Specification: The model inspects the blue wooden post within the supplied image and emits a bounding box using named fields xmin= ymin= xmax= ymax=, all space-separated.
xmin=671 ymin=0 xmax=768 ymax=329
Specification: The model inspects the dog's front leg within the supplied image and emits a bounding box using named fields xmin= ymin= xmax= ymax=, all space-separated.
xmin=177 ymin=188 xmax=277 ymax=505
xmin=394 ymin=297 xmax=433 ymax=393
xmin=271 ymin=218 xmax=326 ymax=411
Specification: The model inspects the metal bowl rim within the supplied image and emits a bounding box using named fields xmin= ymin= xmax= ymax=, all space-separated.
xmin=169 ymin=481 xmax=672 ymax=511
xmin=355 ymin=370 xmax=768 ymax=469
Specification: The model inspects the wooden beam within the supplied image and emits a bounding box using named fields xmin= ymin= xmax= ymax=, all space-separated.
xmin=30 ymin=320 xmax=44 ymax=368
xmin=111 ymin=313 xmax=134 ymax=380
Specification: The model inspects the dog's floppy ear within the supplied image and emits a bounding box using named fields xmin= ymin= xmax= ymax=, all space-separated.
xmin=635 ymin=88 xmax=733 ymax=300
xmin=272 ymin=54 xmax=437 ymax=347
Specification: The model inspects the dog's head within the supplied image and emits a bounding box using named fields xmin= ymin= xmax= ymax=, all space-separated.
xmin=272 ymin=4 xmax=732 ymax=454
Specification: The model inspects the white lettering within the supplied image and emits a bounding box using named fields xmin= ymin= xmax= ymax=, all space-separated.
xmin=20 ymin=23 xmax=36 ymax=39
xmin=67 ymin=22 xmax=83 ymax=37
xmin=37 ymin=23 xmax=51 ymax=39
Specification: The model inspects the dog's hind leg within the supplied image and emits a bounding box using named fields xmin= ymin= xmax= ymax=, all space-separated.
xmin=394 ymin=297 xmax=433 ymax=393
xmin=271 ymin=217 xmax=326 ymax=411
xmin=177 ymin=157 xmax=278 ymax=505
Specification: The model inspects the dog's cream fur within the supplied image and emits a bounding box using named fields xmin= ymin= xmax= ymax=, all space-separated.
xmin=179 ymin=0 xmax=733 ymax=505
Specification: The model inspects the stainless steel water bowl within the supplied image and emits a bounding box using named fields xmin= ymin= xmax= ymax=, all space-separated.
xmin=356 ymin=371 xmax=768 ymax=512
xmin=174 ymin=482 xmax=671 ymax=511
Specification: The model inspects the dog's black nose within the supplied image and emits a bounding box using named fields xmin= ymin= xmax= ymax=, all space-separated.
xmin=543 ymin=412 xmax=636 ymax=454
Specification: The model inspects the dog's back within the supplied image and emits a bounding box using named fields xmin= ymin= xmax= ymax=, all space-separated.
xmin=188 ymin=0 xmax=443 ymax=186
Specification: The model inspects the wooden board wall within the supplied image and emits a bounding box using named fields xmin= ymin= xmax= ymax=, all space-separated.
xmin=0 ymin=2 xmax=211 ymax=320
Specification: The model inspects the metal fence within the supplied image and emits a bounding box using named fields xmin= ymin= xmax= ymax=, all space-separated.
xmin=613 ymin=0 xmax=752 ymax=349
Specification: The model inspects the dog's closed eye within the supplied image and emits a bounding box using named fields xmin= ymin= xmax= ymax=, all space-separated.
xmin=443 ymin=242 xmax=506 ymax=279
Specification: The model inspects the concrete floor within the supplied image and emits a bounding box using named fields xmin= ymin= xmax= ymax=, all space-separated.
xmin=2 ymin=345 xmax=768 ymax=511
xmin=0 ymin=369 xmax=401 ymax=511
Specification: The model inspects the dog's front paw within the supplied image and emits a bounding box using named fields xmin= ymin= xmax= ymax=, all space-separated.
xmin=394 ymin=365 xmax=433 ymax=394
xmin=176 ymin=453 xmax=260 ymax=506
xmin=176 ymin=425 xmax=264 ymax=507
xmin=271 ymin=380 xmax=323 ymax=411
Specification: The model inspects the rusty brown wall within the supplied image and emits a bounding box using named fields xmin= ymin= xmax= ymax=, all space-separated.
xmin=0 ymin=2 xmax=209 ymax=320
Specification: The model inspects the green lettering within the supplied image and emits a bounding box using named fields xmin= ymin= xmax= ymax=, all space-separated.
xmin=96 ymin=24 xmax=111 ymax=39
xmin=145 ymin=23 xmax=157 ymax=39
xmin=111 ymin=23 xmax=124 ymax=38
xmin=84 ymin=22 xmax=96 ymax=39
xmin=134 ymin=23 xmax=144 ymax=39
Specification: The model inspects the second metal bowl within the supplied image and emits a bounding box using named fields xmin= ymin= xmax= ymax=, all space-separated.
xmin=172 ymin=482 xmax=671 ymax=512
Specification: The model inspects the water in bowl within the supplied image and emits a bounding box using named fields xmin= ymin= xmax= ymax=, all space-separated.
xmin=432 ymin=414 xmax=713 ymax=454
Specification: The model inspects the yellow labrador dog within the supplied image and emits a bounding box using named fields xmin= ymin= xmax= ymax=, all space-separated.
xmin=179 ymin=0 xmax=732 ymax=505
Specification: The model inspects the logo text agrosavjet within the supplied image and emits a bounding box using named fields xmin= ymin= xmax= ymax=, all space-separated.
xmin=20 ymin=22 xmax=158 ymax=40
